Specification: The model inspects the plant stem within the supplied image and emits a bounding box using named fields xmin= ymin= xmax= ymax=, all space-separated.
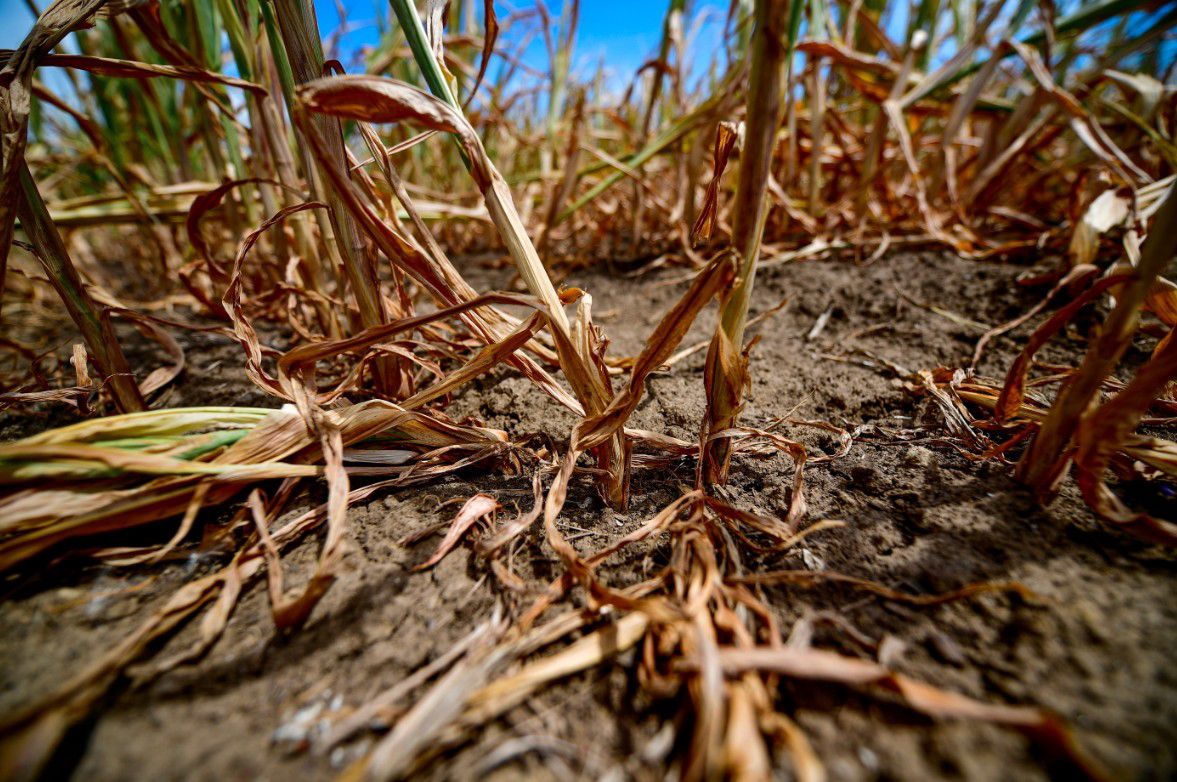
xmin=266 ymin=0 xmax=395 ymax=390
xmin=388 ymin=0 xmax=568 ymax=333
xmin=16 ymin=162 xmax=144 ymax=413
xmin=389 ymin=0 xmax=632 ymax=506
xmin=702 ymin=0 xmax=790 ymax=487
xmin=1017 ymin=184 xmax=1177 ymax=494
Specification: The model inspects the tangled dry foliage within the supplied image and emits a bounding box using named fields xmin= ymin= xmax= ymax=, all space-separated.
xmin=0 ymin=0 xmax=1174 ymax=778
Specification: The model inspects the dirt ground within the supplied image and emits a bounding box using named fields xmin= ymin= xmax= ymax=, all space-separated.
xmin=2 ymin=250 xmax=1175 ymax=781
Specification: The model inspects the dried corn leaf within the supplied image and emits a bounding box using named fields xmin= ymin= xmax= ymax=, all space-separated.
xmin=413 ymin=493 xmax=498 ymax=571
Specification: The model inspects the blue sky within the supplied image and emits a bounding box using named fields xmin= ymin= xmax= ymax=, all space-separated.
xmin=2 ymin=0 xmax=1170 ymax=95
xmin=315 ymin=1 xmax=680 ymax=72
xmin=0 ymin=1 xmax=709 ymax=91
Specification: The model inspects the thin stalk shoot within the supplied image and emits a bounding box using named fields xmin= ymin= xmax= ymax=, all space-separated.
xmin=702 ymin=0 xmax=791 ymax=487
xmin=16 ymin=163 xmax=144 ymax=413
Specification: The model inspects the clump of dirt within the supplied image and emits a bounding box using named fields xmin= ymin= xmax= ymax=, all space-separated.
xmin=1 ymin=251 xmax=1174 ymax=780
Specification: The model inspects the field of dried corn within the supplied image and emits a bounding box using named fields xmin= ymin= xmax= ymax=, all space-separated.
xmin=1 ymin=0 xmax=1175 ymax=780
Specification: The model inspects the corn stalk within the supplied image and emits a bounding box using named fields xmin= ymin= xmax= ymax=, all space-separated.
xmin=701 ymin=0 xmax=790 ymax=486
xmin=387 ymin=0 xmax=629 ymax=508
xmin=1017 ymin=184 xmax=1177 ymax=495
xmin=263 ymin=0 xmax=396 ymax=390
xmin=16 ymin=162 xmax=144 ymax=413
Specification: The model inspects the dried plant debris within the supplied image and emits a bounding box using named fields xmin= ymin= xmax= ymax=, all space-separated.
xmin=1 ymin=0 xmax=1175 ymax=779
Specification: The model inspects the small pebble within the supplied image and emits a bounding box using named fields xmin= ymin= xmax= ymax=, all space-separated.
xmin=926 ymin=628 xmax=967 ymax=665
xmin=901 ymin=445 xmax=936 ymax=468
xmin=878 ymin=635 xmax=907 ymax=667
xmin=801 ymin=548 xmax=825 ymax=571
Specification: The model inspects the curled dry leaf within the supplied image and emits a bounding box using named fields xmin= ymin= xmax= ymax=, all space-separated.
xmin=1068 ymin=188 xmax=1132 ymax=268
xmin=413 ymin=493 xmax=499 ymax=571
xmin=690 ymin=121 xmax=739 ymax=245
xmin=21 ymin=53 xmax=266 ymax=93
xmin=698 ymin=645 xmax=1109 ymax=780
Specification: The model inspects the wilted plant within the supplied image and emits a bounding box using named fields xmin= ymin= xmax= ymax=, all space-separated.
xmin=0 ymin=0 xmax=1173 ymax=779
xmin=15 ymin=161 xmax=144 ymax=413
xmin=701 ymin=0 xmax=791 ymax=487
xmin=383 ymin=0 xmax=631 ymax=508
